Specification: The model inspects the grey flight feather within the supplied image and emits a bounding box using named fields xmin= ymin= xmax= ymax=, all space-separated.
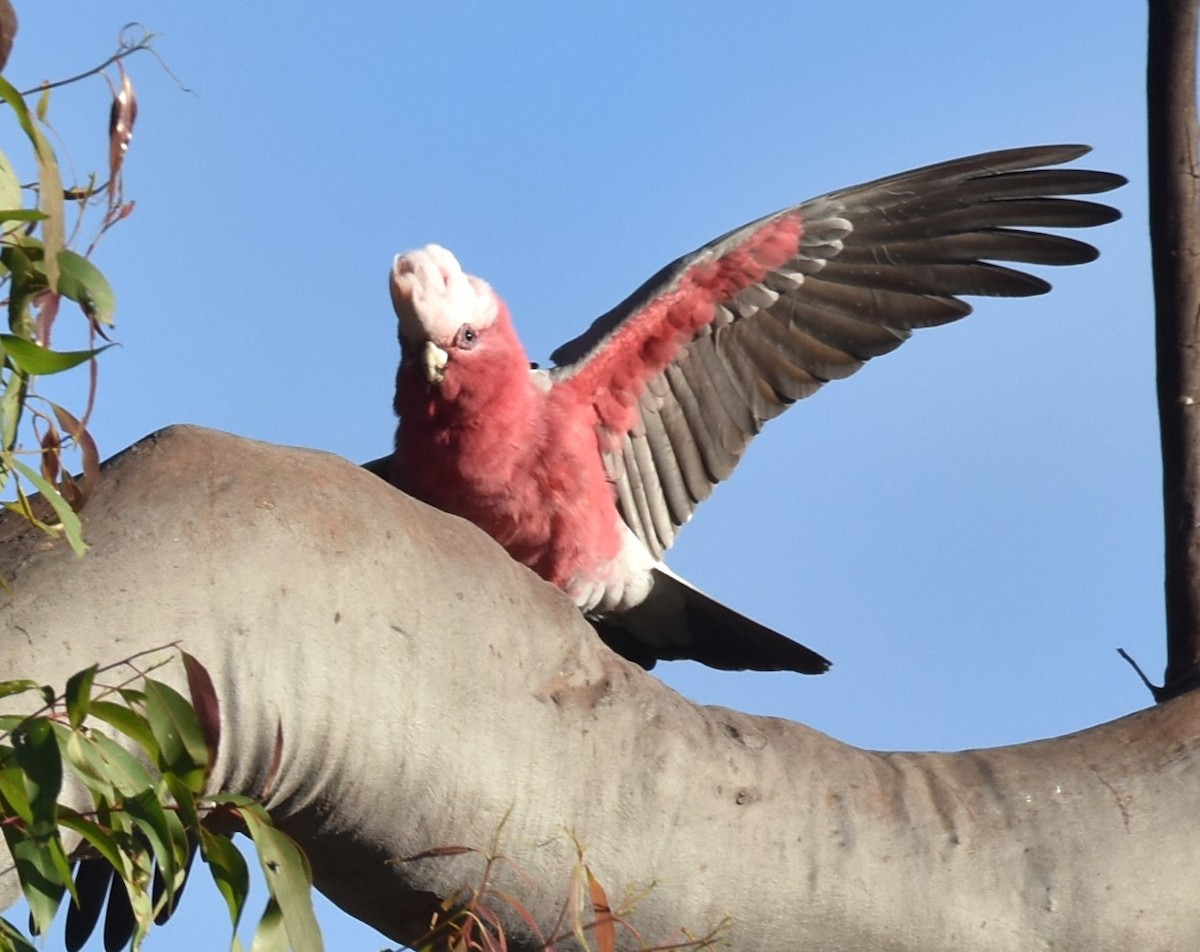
xmin=549 ymin=145 xmax=1124 ymax=561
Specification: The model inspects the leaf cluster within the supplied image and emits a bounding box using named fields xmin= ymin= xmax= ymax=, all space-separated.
xmin=0 ymin=40 xmax=133 ymax=556
xmin=0 ymin=653 xmax=323 ymax=952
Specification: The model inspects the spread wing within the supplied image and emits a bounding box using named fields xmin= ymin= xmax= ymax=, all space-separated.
xmin=548 ymin=145 xmax=1124 ymax=560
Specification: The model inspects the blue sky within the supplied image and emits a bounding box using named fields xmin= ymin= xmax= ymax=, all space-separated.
xmin=6 ymin=2 xmax=1156 ymax=949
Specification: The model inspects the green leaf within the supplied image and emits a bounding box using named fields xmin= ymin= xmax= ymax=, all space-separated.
xmin=8 ymin=457 xmax=86 ymax=555
xmin=0 ymin=384 xmax=26 ymax=455
xmin=0 ymin=148 xmax=22 ymax=238
xmin=1 ymin=230 xmax=37 ymax=340
xmin=2 ymin=825 xmax=66 ymax=938
xmin=207 ymin=792 xmax=259 ymax=809
xmin=241 ymin=809 xmax=323 ymax=952
xmin=144 ymin=678 xmax=208 ymax=793
xmin=42 ymin=832 xmax=79 ymax=910
xmin=0 ymin=242 xmax=115 ymax=328
xmin=86 ymin=731 xmax=156 ymax=796
xmin=0 ymin=766 xmax=33 ymax=824
xmin=57 ymin=811 xmax=128 ymax=873
xmin=10 ymin=719 xmax=61 ymax=839
xmin=249 ymin=897 xmax=289 ymax=952
xmin=89 ymin=699 xmax=157 ymax=759
xmin=199 ymin=828 xmax=249 ymax=939
xmin=34 ymin=86 xmax=49 ymax=124
xmin=116 ymin=686 xmax=148 ymax=709
xmin=64 ymin=664 xmax=98 ymax=730
xmin=163 ymin=772 xmax=201 ymax=838
xmin=0 ymin=79 xmax=63 ymax=291
xmin=5 ymin=723 xmax=77 ymax=911
xmin=0 ymin=915 xmax=39 ymax=952
xmin=0 ymin=210 xmax=45 ymax=223
xmin=0 ymin=334 xmax=112 ymax=376
xmin=0 ymin=679 xmax=41 ymax=702
xmin=59 ymin=730 xmax=117 ymax=803
xmin=123 ymin=788 xmax=178 ymax=900
xmin=57 ymin=250 xmax=116 ymax=326
xmin=122 ymin=833 xmax=157 ymax=952
xmin=150 ymin=811 xmax=193 ymax=924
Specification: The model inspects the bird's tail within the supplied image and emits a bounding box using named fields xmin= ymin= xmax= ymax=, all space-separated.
xmin=592 ymin=567 xmax=831 ymax=675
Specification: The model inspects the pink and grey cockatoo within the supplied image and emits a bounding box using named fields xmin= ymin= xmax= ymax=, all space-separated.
xmin=385 ymin=145 xmax=1122 ymax=675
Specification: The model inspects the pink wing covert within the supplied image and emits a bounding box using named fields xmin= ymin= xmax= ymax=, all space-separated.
xmin=553 ymin=213 xmax=805 ymax=445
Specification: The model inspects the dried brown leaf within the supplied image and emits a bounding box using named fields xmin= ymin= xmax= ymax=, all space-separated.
xmin=50 ymin=402 xmax=100 ymax=507
xmin=586 ymin=869 xmax=616 ymax=952
xmin=181 ymin=649 xmax=221 ymax=769
xmin=399 ymin=845 xmax=478 ymax=863
xmin=38 ymin=422 xmax=60 ymax=485
xmin=107 ymin=61 xmax=137 ymax=190
xmin=57 ymin=467 xmax=84 ymax=512
xmin=34 ymin=289 xmax=60 ymax=348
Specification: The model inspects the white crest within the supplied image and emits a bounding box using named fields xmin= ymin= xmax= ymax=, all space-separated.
xmin=390 ymin=245 xmax=498 ymax=344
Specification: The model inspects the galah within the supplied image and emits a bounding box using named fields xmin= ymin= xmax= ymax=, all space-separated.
xmin=385 ymin=145 xmax=1123 ymax=675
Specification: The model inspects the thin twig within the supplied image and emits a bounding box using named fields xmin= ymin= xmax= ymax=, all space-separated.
xmin=19 ymin=29 xmax=155 ymax=97
xmin=1117 ymin=647 xmax=1164 ymax=701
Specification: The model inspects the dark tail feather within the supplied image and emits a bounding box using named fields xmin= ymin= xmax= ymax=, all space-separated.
xmin=592 ymin=569 xmax=831 ymax=675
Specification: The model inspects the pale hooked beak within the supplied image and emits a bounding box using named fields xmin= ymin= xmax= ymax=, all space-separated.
xmin=423 ymin=340 xmax=448 ymax=384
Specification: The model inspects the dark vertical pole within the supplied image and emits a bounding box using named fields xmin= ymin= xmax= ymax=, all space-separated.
xmin=1149 ymin=0 xmax=1200 ymax=697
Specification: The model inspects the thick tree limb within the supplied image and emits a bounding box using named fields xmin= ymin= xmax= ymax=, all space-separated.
xmin=1150 ymin=0 xmax=1200 ymax=695
xmin=1 ymin=426 xmax=1199 ymax=951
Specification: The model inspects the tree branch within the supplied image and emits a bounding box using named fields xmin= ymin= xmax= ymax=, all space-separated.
xmin=1149 ymin=0 xmax=1200 ymax=697
xmin=2 ymin=427 xmax=1199 ymax=951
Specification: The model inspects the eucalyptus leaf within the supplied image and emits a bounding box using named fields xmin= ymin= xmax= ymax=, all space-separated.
xmin=0 ymin=147 xmax=22 ymax=236
xmin=59 ymin=730 xmax=118 ymax=803
xmin=0 ymin=334 xmax=112 ymax=376
xmin=199 ymin=828 xmax=249 ymax=939
xmin=0 ymin=79 xmax=65 ymax=292
xmin=0 ymin=715 xmax=28 ymax=735
xmin=0 ymin=679 xmax=41 ymax=701
xmin=0 ymin=766 xmax=33 ymax=824
xmin=241 ymin=810 xmax=323 ymax=952
xmin=85 ymin=732 xmax=156 ymax=795
xmin=0 ymin=915 xmax=40 ymax=952
xmin=64 ymin=664 xmax=98 ymax=730
xmin=122 ymin=789 xmax=179 ymax=896
xmin=8 ymin=458 xmax=86 ymax=555
xmin=162 ymin=772 xmax=201 ymax=838
xmin=88 ymin=699 xmax=157 ymax=758
xmin=56 ymin=250 xmax=115 ymax=326
xmin=57 ymin=812 xmax=128 ymax=874
xmin=249 ymin=897 xmax=288 ymax=952
xmin=0 ymin=210 xmax=47 ymax=223
xmin=144 ymin=678 xmax=208 ymax=793
xmin=10 ymin=719 xmax=61 ymax=839
xmin=2 ymin=826 xmax=66 ymax=938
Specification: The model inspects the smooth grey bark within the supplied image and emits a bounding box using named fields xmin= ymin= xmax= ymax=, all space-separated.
xmin=1 ymin=425 xmax=1198 ymax=952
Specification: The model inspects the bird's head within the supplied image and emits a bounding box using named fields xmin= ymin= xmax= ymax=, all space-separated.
xmin=390 ymin=245 xmax=527 ymax=406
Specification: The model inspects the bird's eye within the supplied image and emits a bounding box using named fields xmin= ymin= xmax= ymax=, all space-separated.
xmin=456 ymin=325 xmax=478 ymax=350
